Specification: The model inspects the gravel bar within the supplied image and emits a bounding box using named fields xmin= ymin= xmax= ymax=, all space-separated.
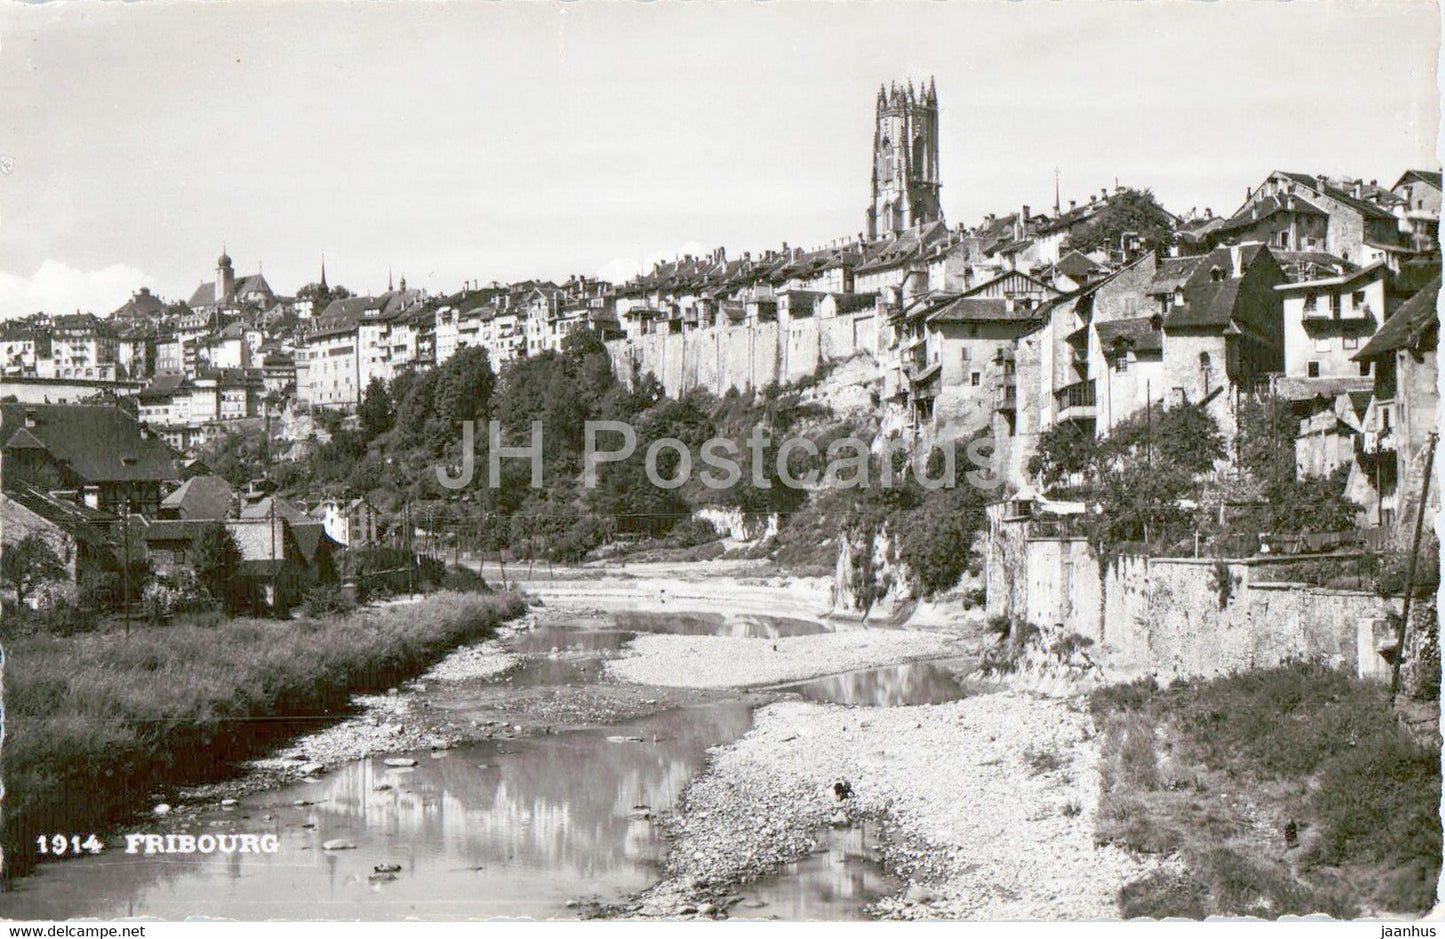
xmin=605 ymin=630 xmax=966 ymax=689
xmin=623 ymin=693 xmax=1161 ymax=920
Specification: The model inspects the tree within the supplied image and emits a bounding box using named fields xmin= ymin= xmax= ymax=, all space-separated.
xmin=359 ymin=377 xmax=394 ymax=441
xmin=193 ymin=522 xmax=243 ymax=612
xmin=1067 ymin=188 xmax=1176 ymax=257
xmin=2 ymin=534 xmax=66 ymax=604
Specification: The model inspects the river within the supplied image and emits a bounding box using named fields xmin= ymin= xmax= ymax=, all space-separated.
xmin=3 ymin=604 xmax=975 ymax=921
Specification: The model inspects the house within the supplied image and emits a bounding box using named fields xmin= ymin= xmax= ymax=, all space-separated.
xmin=1208 ymin=172 xmax=1406 ymax=264
xmin=1275 ymin=262 xmax=1385 ymax=384
xmin=1033 ymin=245 xmax=1286 ymax=442
xmin=0 ymin=403 xmax=184 ymax=516
xmin=311 ymin=496 xmax=379 ymax=549
xmin=47 ymin=314 xmax=119 ymax=381
xmin=1349 ymin=275 xmax=1440 ymax=538
xmin=140 ymin=516 xmax=313 ymax=615
xmin=1391 ymin=169 xmax=1442 ymax=253
xmin=159 ymin=475 xmax=236 ymax=520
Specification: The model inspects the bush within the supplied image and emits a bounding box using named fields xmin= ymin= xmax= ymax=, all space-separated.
xmin=665 ymin=516 xmax=721 ymax=549
xmin=437 ymin=566 xmax=490 ymax=594
xmin=299 ymin=585 xmax=357 ymax=618
xmin=141 ymin=572 xmax=220 ymax=624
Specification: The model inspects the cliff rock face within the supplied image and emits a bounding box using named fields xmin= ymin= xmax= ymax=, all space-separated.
xmin=832 ymin=525 xmax=909 ymax=617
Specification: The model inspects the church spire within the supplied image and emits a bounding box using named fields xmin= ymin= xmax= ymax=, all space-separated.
xmin=319 ymin=253 xmax=328 ymax=293
xmin=387 ymin=265 xmax=394 ymax=292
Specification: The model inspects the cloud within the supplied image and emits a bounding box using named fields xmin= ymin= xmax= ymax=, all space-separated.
xmin=0 ymin=259 xmax=152 ymax=320
xmin=595 ymin=240 xmax=712 ymax=285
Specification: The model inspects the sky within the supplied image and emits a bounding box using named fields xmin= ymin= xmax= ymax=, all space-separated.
xmin=0 ymin=0 xmax=1438 ymax=317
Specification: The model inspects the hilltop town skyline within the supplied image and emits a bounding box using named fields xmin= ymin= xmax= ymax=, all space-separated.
xmin=0 ymin=0 xmax=1438 ymax=317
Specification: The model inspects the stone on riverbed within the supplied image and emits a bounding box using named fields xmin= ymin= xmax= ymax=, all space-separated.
xmin=297 ymin=762 xmax=325 ymax=776
xmin=384 ymin=757 xmax=418 ymax=768
xmin=322 ymin=839 xmax=357 ymax=851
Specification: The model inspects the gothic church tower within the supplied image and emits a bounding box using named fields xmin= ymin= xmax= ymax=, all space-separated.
xmin=867 ymin=78 xmax=942 ymax=239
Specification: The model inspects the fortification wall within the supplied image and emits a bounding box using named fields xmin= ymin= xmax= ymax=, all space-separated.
xmin=986 ymin=521 xmax=1398 ymax=681
xmin=606 ymin=312 xmax=880 ymax=397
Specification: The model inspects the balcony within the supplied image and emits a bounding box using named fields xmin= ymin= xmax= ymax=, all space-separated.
xmin=1363 ymin=427 xmax=1397 ymax=453
xmin=994 ymin=383 xmax=1017 ymax=411
xmin=1054 ymin=380 xmax=1097 ymax=422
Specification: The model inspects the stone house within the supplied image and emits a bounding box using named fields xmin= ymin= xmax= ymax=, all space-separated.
xmin=1350 ymin=275 xmax=1440 ymax=537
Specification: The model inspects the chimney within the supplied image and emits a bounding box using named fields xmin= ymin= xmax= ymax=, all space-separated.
xmin=1068 ymin=200 xmax=1076 ymax=211
xmin=24 ymin=408 xmax=37 ymax=428
xmin=1101 ymin=188 xmax=1108 ymax=200
xmin=1020 ymin=205 xmax=1030 ymax=222
xmin=1204 ymin=207 xmax=1213 ymax=219
xmin=1352 ymin=180 xmax=1363 ymax=199
xmin=1316 ymin=174 xmax=1329 ymax=191
xmin=1089 ymin=194 xmax=1096 ymax=205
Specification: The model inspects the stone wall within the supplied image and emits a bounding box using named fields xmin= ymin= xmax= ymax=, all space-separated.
xmin=986 ymin=516 xmax=1399 ymax=681
xmin=607 ymin=311 xmax=880 ymax=397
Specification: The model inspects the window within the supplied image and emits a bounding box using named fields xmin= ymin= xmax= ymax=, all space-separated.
xmin=1308 ymin=361 xmax=1321 ymax=377
xmin=961 ymin=347 xmax=972 ymax=362
xmin=970 ymin=372 xmax=981 ymax=387
xmin=1343 ymin=336 xmax=1359 ymax=350
xmin=1114 ymin=354 xmax=1129 ymax=373
xmin=1314 ymin=337 xmax=1331 ymax=353
xmin=1352 ymin=290 xmax=1366 ymax=307
xmin=1360 ymin=360 xmax=1372 ymax=377
xmin=1279 ymin=231 xmax=1290 ymax=248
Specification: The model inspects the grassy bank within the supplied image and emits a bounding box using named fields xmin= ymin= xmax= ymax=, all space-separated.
xmin=1091 ymin=661 xmax=1440 ymax=918
xmin=2 ymin=590 xmax=526 ymax=879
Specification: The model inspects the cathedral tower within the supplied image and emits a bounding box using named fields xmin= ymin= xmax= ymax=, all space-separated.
xmin=867 ymin=78 xmax=942 ymax=239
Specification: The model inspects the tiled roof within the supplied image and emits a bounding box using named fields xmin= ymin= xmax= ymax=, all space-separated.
xmin=160 ymin=475 xmax=235 ymax=520
xmin=239 ymin=495 xmax=310 ymax=524
xmin=926 ymin=297 xmax=1042 ymax=324
xmin=1394 ymin=169 xmax=1443 ymax=192
xmin=1056 ymin=250 xmax=1104 ymax=279
xmin=1356 ymin=275 xmax=1440 ymax=359
xmin=1095 ymin=316 xmax=1163 ymax=354
xmin=0 ymin=403 xmax=183 ymax=484
xmin=1165 ymin=280 xmax=1242 ymax=330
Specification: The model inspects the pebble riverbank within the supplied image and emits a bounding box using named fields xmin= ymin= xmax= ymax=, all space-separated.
xmin=614 ymin=693 xmax=1162 ymax=920
xmin=604 ymin=629 xmax=968 ymax=689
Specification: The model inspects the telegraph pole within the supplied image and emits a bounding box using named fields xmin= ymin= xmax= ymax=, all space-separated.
xmin=1390 ymin=431 xmax=1438 ymax=702
xmin=120 ymin=498 xmax=131 ymax=639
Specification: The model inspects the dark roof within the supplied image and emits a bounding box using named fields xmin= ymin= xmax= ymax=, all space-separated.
xmin=291 ymin=521 xmax=341 ymax=565
xmin=0 ymin=403 xmax=183 ymax=484
xmin=1166 ymin=281 xmax=1242 ymax=329
xmin=1273 ymin=376 xmax=1375 ymax=402
xmin=926 ymin=297 xmax=1043 ymax=324
xmin=1095 ymin=316 xmax=1163 ymax=354
xmin=239 ymin=495 xmax=309 ymax=524
xmin=141 ymin=519 xmax=211 ymax=544
xmin=160 ymin=475 xmax=235 ymax=520
xmin=1394 ymin=169 xmax=1443 ymax=192
xmin=1356 ymin=275 xmax=1440 ymax=359
xmin=1056 ymin=250 xmax=1104 ymax=279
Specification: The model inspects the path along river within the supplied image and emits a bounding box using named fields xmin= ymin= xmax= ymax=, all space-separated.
xmin=4 ymin=580 xmax=982 ymax=921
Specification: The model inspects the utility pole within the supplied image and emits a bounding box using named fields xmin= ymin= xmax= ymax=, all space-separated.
xmin=120 ymin=498 xmax=131 ymax=639
xmin=269 ymin=493 xmax=278 ymax=617
xmin=1390 ymin=431 xmax=1437 ymax=702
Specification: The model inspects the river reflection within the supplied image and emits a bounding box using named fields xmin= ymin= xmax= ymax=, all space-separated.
xmin=782 ymin=659 xmax=977 ymax=707
xmin=3 ymin=704 xmax=752 ymax=921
